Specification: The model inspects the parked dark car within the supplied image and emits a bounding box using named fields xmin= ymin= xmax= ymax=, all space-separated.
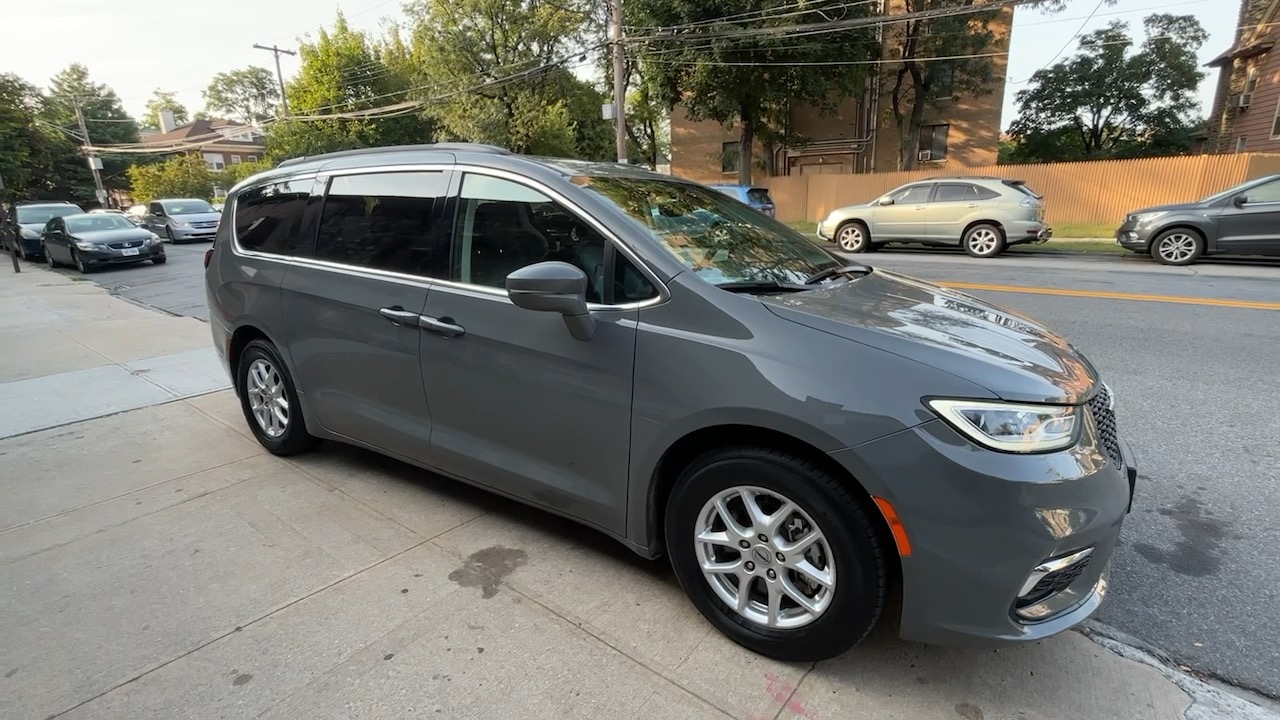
xmin=1116 ymin=173 xmax=1280 ymax=265
xmin=206 ymin=143 xmax=1135 ymax=662
xmin=141 ymin=198 xmax=221 ymax=242
xmin=710 ymin=184 xmax=776 ymax=217
xmin=42 ymin=213 xmax=166 ymax=272
xmin=2 ymin=201 xmax=83 ymax=261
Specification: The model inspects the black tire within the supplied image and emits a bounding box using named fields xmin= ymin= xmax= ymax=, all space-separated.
xmin=1149 ymin=228 xmax=1203 ymax=266
xmin=44 ymin=244 xmax=58 ymax=268
xmin=166 ymin=226 xmax=177 ymax=244
xmin=834 ymin=221 xmax=872 ymax=253
xmin=152 ymin=256 xmax=167 ymax=265
xmin=963 ymin=223 xmax=1005 ymax=258
xmin=236 ymin=338 xmax=318 ymax=456
xmin=665 ymin=446 xmax=887 ymax=661
xmin=72 ymin=248 xmax=91 ymax=273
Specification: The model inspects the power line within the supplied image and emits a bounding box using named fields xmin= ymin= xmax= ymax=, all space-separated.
xmin=622 ymin=0 xmax=881 ymax=33
xmin=1007 ymin=0 xmax=1105 ymax=84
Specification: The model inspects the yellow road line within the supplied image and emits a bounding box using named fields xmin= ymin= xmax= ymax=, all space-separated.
xmin=938 ymin=281 xmax=1280 ymax=311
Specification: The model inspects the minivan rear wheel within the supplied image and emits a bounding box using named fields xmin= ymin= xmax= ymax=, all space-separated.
xmin=665 ymin=446 xmax=887 ymax=661
xmin=237 ymin=339 xmax=317 ymax=456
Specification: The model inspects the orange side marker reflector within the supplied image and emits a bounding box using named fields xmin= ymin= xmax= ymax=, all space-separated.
xmin=873 ymin=497 xmax=912 ymax=558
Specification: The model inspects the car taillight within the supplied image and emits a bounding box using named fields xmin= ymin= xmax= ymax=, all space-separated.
xmin=203 ymin=248 xmax=213 ymax=268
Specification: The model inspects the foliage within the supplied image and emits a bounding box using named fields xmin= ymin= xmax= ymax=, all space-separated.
xmin=204 ymin=67 xmax=279 ymax=125
xmin=267 ymin=14 xmax=434 ymax=161
xmin=626 ymin=76 xmax=670 ymax=168
xmin=627 ymin=0 xmax=879 ymax=183
xmin=404 ymin=0 xmax=604 ymax=156
xmin=126 ymin=154 xmax=215 ymax=202
xmin=216 ymin=160 xmax=274 ymax=190
xmin=142 ymin=90 xmax=190 ymax=132
xmin=39 ymin=64 xmax=140 ymax=198
xmin=1007 ymin=14 xmax=1207 ymax=162
xmin=0 ymin=73 xmax=50 ymax=199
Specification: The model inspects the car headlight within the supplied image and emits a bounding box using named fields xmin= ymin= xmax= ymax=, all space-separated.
xmin=1127 ymin=211 xmax=1167 ymax=224
xmin=927 ymin=399 xmax=1081 ymax=453
xmin=146 ymin=235 xmax=161 ymax=245
xmin=175 ymin=221 xmax=191 ymax=228
xmin=74 ymin=241 xmax=97 ymax=251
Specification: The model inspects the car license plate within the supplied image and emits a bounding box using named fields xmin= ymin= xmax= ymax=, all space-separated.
xmin=121 ymin=248 xmax=140 ymax=256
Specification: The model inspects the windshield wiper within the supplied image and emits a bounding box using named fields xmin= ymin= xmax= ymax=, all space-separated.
xmin=803 ymin=263 xmax=872 ymax=285
xmin=715 ymin=280 xmax=810 ymax=294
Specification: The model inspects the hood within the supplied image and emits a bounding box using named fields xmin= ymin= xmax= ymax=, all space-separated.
xmin=18 ymin=223 xmax=46 ymax=233
xmin=761 ymin=269 xmax=1098 ymax=405
xmin=1128 ymin=202 xmax=1200 ymax=216
xmin=169 ymin=212 xmax=221 ymax=223
xmin=73 ymin=228 xmax=156 ymax=245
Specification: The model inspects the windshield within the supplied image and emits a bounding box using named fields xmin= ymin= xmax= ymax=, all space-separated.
xmin=576 ymin=177 xmax=842 ymax=286
xmin=162 ymin=199 xmax=216 ymax=215
xmin=15 ymin=205 xmax=81 ymax=225
xmin=65 ymin=214 xmax=137 ymax=233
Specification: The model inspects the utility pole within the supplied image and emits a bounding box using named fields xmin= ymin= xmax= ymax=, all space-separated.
xmin=73 ymin=97 xmax=109 ymax=208
xmin=253 ymin=43 xmax=297 ymax=118
xmin=610 ymin=0 xmax=628 ymax=163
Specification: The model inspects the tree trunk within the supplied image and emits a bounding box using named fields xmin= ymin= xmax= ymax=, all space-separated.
xmin=738 ymin=99 xmax=755 ymax=185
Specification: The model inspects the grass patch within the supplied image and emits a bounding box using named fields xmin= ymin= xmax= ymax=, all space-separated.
xmin=1052 ymin=221 xmax=1116 ymax=239
xmin=787 ymin=221 xmax=818 ymax=235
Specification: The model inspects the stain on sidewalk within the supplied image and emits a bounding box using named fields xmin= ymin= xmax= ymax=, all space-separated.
xmin=447 ymin=546 xmax=528 ymax=599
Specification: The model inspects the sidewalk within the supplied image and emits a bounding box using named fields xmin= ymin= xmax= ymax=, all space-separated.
xmin=1 ymin=262 xmax=1273 ymax=719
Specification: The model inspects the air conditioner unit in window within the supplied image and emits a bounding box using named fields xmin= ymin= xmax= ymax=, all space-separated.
xmin=1238 ymin=93 xmax=1252 ymax=109
xmin=917 ymin=150 xmax=933 ymax=162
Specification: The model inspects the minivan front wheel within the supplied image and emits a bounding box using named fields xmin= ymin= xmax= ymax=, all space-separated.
xmin=963 ymin=224 xmax=1005 ymax=258
xmin=665 ymin=447 xmax=887 ymax=661
xmin=835 ymin=221 xmax=872 ymax=253
xmin=237 ymin=339 xmax=317 ymax=455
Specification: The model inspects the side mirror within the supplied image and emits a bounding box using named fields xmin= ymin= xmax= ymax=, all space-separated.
xmin=1233 ymin=194 xmax=1248 ymax=208
xmin=877 ymin=196 xmax=895 ymax=206
xmin=506 ymin=261 xmax=596 ymax=341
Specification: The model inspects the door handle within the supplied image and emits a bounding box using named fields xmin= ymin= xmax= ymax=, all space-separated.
xmin=967 ymin=203 xmax=979 ymax=208
xmin=379 ymin=306 xmax=421 ymax=326
xmin=419 ymin=315 xmax=465 ymax=338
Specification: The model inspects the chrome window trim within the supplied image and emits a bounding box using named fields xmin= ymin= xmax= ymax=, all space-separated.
xmin=228 ymin=163 xmax=669 ymax=311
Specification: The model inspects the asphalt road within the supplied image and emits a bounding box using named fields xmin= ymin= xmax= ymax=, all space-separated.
xmin=58 ymin=240 xmax=1280 ymax=698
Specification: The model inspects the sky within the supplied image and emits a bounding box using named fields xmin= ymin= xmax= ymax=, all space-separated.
xmin=1 ymin=0 xmax=1240 ymax=133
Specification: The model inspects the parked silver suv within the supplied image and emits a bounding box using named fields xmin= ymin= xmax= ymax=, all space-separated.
xmin=817 ymin=177 xmax=1051 ymax=257
xmin=206 ymin=145 xmax=1134 ymax=662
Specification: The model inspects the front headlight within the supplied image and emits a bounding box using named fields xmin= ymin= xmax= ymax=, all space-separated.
xmin=74 ymin=241 xmax=97 ymax=251
xmin=1128 ymin=211 xmax=1167 ymax=224
xmin=146 ymin=235 xmax=161 ymax=245
xmin=175 ymin=221 xmax=191 ymax=228
xmin=927 ymin=399 xmax=1081 ymax=453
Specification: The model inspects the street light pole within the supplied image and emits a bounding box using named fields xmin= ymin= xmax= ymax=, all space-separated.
xmin=73 ymin=97 xmax=109 ymax=208
xmin=253 ymin=43 xmax=297 ymax=118
xmin=611 ymin=0 xmax=628 ymax=164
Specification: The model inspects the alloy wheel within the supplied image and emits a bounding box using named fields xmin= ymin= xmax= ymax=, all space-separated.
xmin=73 ymin=250 xmax=86 ymax=273
xmin=967 ymin=228 xmax=1000 ymax=256
xmin=836 ymin=224 xmax=866 ymax=253
xmin=1157 ymin=233 xmax=1197 ymax=264
xmin=246 ymin=358 xmax=290 ymax=438
xmin=695 ymin=485 xmax=836 ymax=629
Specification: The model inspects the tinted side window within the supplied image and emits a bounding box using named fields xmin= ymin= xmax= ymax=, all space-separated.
xmin=975 ymin=185 xmax=1001 ymax=200
xmin=1244 ymin=178 xmax=1280 ymax=203
xmin=455 ymin=174 xmax=612 ymax=302
xmin=315 ymin=171 xmax=450 ymax=276
xmin=148 ymin=202 xmax=162 ymax=215
xmin=893 ymin=185 xmax=934 ymax=203
xmin=613 ymin=252 xmax=658 ymax=303
xmin=235 ymin=179 xmax=313 ymax=255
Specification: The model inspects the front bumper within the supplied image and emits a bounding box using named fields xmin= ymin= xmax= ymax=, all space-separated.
xmin=1114 ymin=221 xmax=1154 ymax=251
xmin=168 ymin=225 xmax=218 ymax=241
xmin=829 ymin=418 xmax=1136 ymax=645
xmin=17 ymin=235 xmax=44 ymax=257
xmin=78 ymin=244 xmax=165 ymax=266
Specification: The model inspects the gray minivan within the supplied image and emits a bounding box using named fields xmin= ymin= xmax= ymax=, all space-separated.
xmin=205 ymin=144 xmax=1137 ymax=661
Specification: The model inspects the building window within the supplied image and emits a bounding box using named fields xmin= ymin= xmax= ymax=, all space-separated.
xmin=932 ymin=62 xmax=955 ymax=100
xmin=1245 ymin=64 xmax=1259 ymax=97
xmin=231 ymin=155 xmax=242 ymax=164
xmin=1271 ymin=96 xmax=1280 ymax=138
xmin=721 ymin=141 xmax=740 ymax=174
xmin=247 ymin=155 xmax=258 ymax=162
xmin=1236 ymin=136 xmax=1248 ymax=153
xmin=918 ymin=124 xmax=949 ymax=162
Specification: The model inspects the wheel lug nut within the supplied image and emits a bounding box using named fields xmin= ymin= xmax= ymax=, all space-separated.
xmin=739 ymin=540 xmax=750 ymax=549
xmin=776 ymin=552 xmax=785 ymax=562
xmin=767 ymin=569 xmax=776 ymax=580
xmin=744 ymin=561 xmax=755 ymax=572
xmin=758 ymin=534 xmax=768 ymax=542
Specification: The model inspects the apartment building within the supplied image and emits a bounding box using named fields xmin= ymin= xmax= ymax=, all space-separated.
xmin=668 ymin=2 xmax=1012 ymax=183
xmin=1206 ymin=0 xmax=1280 ymax=153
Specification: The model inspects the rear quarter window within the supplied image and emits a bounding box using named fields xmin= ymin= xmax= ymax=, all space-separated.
xmin=234 ymin=179 xmax=315 ymax=255
xmin=975 ymin=186 xmax=1002 ymax=200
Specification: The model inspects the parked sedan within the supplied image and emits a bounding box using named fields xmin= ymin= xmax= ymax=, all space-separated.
xmin=1116 ymin=173 xmax=1280 ymax=265
xmin=42 ymin=213 xmax=166 ymax=272
xmin=141 ymin=198 xmax=221 ymax=242
xmin=817 ymin=177 xmax=1050 ymax=258
xmin=2 ymin=201 xmax=83 ymax=261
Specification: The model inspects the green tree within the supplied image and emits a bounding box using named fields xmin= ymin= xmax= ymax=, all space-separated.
xmin=1008 ymin=14 xmax=1207 ymax=162
xmin=126 ymin=154 xmax=215 ymax=202
xmin=39 ymin=64 xmax=140 ymax=199
xmin=142 ymin=89 xmax=190 ymax=132
xmin=203 ymin=67 xmax=279 ymax=124
xmin=628 ymin=0 xmax=880 ymax=184
xmin=404 ymin=0 xmax=597 ymax=156
xmin=267 ymin=14 xmax=434 ymax=161
xmin=0 ymin=73 xmax=50 ymax=199
xmin=217 ymin=159 xmax=273 ymax=188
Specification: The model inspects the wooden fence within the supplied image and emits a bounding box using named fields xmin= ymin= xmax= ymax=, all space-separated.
xmin=759 ymin=153 xmax=1280 ymax=228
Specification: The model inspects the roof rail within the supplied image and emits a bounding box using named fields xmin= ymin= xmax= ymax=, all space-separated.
xmin=276 ymin=143 xmax=512 ymax=169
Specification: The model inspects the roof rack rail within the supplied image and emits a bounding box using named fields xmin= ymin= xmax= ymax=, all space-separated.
xmin=276 ymin=143 xmax=511 ymax=168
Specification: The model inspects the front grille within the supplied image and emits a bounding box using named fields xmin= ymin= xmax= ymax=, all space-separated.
xmin=1016 ymin=554 xmax=1092 ymax=608
xmin=107 ymin=241 xmax=143 ymax=249
xmin=192 ymin=221 xmax=219 ymax=229
xmin=1087 ymin=384 xmax=1122 ymax=466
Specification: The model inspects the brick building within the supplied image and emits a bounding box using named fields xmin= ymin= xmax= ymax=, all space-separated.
xmin=1206 ymin=0 xmax=1280 ymax=153
xmin=668 ymin=2 xmax=1012 ymax=182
